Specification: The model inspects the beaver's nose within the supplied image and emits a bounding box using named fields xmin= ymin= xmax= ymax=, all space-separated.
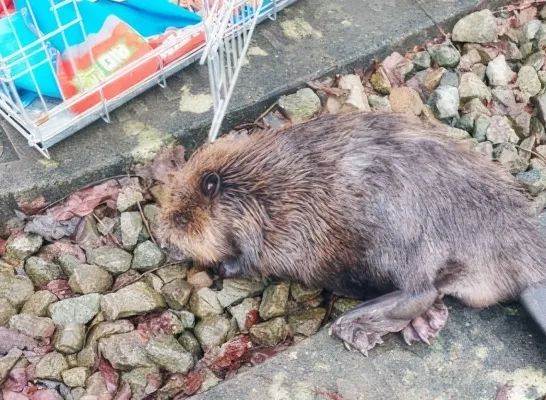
xmin=163 ymin=243 xmax=192 ymax=264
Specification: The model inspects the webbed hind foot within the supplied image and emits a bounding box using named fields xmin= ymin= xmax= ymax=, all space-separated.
xmin=330 ymin=290 xmax=445 ymax=355
xmin=400 ymin=298 xmax=448 ymax=345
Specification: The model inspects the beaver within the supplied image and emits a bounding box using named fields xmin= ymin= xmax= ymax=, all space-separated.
xmin=157 ymin=111 xmax=546 ymax=354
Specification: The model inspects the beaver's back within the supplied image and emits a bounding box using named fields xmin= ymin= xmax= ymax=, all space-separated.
xmin=243 ymin=112 xmax=546 ymax=305
xmin=161 ymin=111 xmax=546 ymax=306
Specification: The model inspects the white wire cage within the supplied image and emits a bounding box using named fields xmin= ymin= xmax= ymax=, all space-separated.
xmin=0 ymin=0 xmax=296 ymax=158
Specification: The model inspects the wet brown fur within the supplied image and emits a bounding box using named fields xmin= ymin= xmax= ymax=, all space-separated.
xmin=157 ymin=111 xmax=546 ymax=309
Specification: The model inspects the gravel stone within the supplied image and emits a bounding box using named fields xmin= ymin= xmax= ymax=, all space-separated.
xmin=531 ymin=157 xmax=546 ymax=172
xmin=97 ymin=216 xmax=117 ymax=236
xmin=49 ymin=294 xmax=102 ymax=325
xmin=87 ymin=247 xmax=132 ymax=275
xmin=473 ymin=63 xmax=487 ymax=81
xmin=229 ymin=297 xmax=260 ymax=333
xmin=100 ymin=331 xmax=155 ymax=370
xmin=332 ymin=298 xmax=361 ymax=318
xmin=54 ymin=323 xmax=86 ymax=354
xmin=117 ymin=186 xmax=144 ymax=212
xmin=389 ymin=87 xmax=423 ymax=115
xmin=290 ymin=283 xmax=322 ymax=302
xmin=486 ymin=55 xmax=514 ymax=86
xmin=217 ymin=279 xmax=265 ymax=308
xmin=175 ymin=310 xmax=196 ymax=329
xmin=446 ymin=127 xmax=471 ymax=140
xmin=21 ymin=290 xmax=57 ymax=316
xmin=120 ymin=212 xmax=143 ymax=251
xmin=524 ymin=51 xmax=545 ymax=70
xmin=424 ymin=68 xmax=446 ymax=91
xmin=121 ymin=367 xmax=160 ymax=398
xmin=162 ymin=278 xmax=193 ymax=310
xmin=68 ymin=264 xmax=113 ymax=294
xmin=0 ymin=261 xmax=14 ymax=275
xmin=491 ymin=86 xmax=517 ymax=110
xmin=0 ymin=349 xmax=22 ymax=385
xmin=259 ymin=282 xmax=290 ymax=320
xmin=473 ymin=115 xmax=491 ymax=142
xmin=367 ymin=95 xmax=392 ymax=112
xmin=194 ymin=315 xmax=232 ymax=352
xmin=338 ymin=74 xmax=371 ymax=112
xmin=439 ymin=70 xmax=459 ymax=87
xmin=278 ymin=88 xmax=321 ymax=124
xmin=101 ymin=282 xmax=166 ymax=320
xmin=457 ymin=113 xmax=475 ymax=133
xmin=156 ymin=264 xmax=188 ymax=283
xmin=517 ymin=66 xmax=542 ymax=96
xmin=249 ymin=317 xmax=291 ymax=347
xmin=0 ymin=273 xmax=34 ymax=309
xmin=463 ymin=98 xmax=492 ymax=117
xmin=513 ymin=111 xmax=532 ymax=138
xmin=85 ymin=371 xmax=110 ymax=399
xmin=519 ymin=136 xmax=536 ymax=162
xmin=520 ymin=19 xmax=542 ymax=43
xmin=493 ymin=143 xmax=529 ymax=174
xmin=190 ymin=288 xmax=223 ymax=319
xmin=4 ymin=233 xmax=43 ymax=263
xmin=56 ymin=254 xmax=81 ymax=277
xmin=77 ymin=320 xmax=135 ymax=368
xmin=35 ymin=352 xmax=68 ymax=380
xmin=427 ymin=44 xmax=460 ymax=68
xmin=143 ymin=273 xmax=164 ymax=293
xmin=146 ymin=334 xmax=194 ymax=374
xmin=71 ymin=387 xmax=86 ymax=400
xmin=0 ymin=299 xmax=17 ymax=326
xmin=458 ymin=72 xmax=492 ymax=102
xmin=9 ymin=314 xmax=55 ymax=339
xmin=487 ymin=116 xmax=520 ymax=144
xmin=452 ymin=10 xmax=498 ymax=43
xmin=132 ymin=241 xmax=166 ymax=271
xmin=370 ymin=67 xmax=391 ymax=94
xmin=178 ymin=331 xmax=203 ymax=361
xmin=412 ymin=51 xmax=431 ymax=70
xmin=516 ymin=169 xmax=546 ymax=196
xmin=62 ymin=367 xmax=89 ymax=388
xmin=24 ymin=256 xmax=65 ymax=287
xmin=428 ymin=86 xmax=459 ymax=119
xmin=187 ymin=271 xmax=214 ymax=290
xmin=287 ymin=308 xmax=327 ymax=337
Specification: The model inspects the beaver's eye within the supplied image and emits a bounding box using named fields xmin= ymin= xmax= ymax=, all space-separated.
xmin=201 ymin=172 xmax=221 ymax=198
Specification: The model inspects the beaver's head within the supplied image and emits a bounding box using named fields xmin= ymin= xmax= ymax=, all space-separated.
xmin=157 ymin=132 xmax=275 ymax=279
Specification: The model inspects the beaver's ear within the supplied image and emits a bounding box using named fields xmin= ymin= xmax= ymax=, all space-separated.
xmin=201 ymin=172 xmax=221 ymax=199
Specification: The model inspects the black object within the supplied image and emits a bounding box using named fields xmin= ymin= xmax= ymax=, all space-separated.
xmin=520 ymin=284 xmax=546 ymax=335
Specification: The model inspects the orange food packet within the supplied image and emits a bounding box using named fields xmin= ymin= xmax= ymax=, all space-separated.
xmin=58 ymin=15 xmax=159 ymax=115
xmin=148 ymin=25 xmax=205 ymax=67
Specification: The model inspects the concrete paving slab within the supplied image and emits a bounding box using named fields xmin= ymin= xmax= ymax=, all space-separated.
xmin=0 ymin=0 xmax=508 ymax=232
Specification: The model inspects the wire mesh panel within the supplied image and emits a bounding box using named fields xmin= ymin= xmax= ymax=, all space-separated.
xmin=200 ymin=0 xmax=269 ymax=142
xmin=0 ymin=0 xmax=296 ymax=158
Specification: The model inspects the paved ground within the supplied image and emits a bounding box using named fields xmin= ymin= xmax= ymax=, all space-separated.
xmin=0 ymin=0 xmax=507 ymax=233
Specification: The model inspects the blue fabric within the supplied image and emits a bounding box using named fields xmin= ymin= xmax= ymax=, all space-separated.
xmin=231 ymin=0 xmax=272 ymax=24
xmin=14 ymin=0 xmax=202 ymax=53
xmin=0 ymin=11 xmax=61 ymax=98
